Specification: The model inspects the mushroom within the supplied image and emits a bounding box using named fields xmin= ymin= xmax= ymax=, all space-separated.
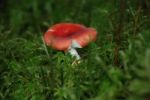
xmin=44 ymin=23 xmax=97 ymax=60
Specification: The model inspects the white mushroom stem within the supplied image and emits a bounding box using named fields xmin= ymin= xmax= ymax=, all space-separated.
xmin=68 ymin=48 xmax=80 ymax=60
xmin=67 ymin=40 xmax=82 ymax=60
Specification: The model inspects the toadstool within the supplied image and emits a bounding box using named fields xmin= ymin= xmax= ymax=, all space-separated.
xmin=44 ymin=23 xmax=97 ymax=60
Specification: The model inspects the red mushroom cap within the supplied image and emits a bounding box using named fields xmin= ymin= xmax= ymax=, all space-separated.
xmin=44 ymin=23 xmax=97 ymax=51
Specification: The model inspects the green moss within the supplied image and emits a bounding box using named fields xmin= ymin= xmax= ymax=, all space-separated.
xmin=0 ymin=0 xmax=150 ymax=100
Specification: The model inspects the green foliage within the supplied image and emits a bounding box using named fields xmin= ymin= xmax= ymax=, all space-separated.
xmin=0 ymin=0 xmax=150 ymax=100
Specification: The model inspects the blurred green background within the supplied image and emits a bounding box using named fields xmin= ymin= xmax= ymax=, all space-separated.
xmin=0 ymin=0 xmax=150 ymax=100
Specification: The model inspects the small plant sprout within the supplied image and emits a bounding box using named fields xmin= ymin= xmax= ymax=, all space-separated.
xmin=44 ymin=23 xmax=97 ymax=60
